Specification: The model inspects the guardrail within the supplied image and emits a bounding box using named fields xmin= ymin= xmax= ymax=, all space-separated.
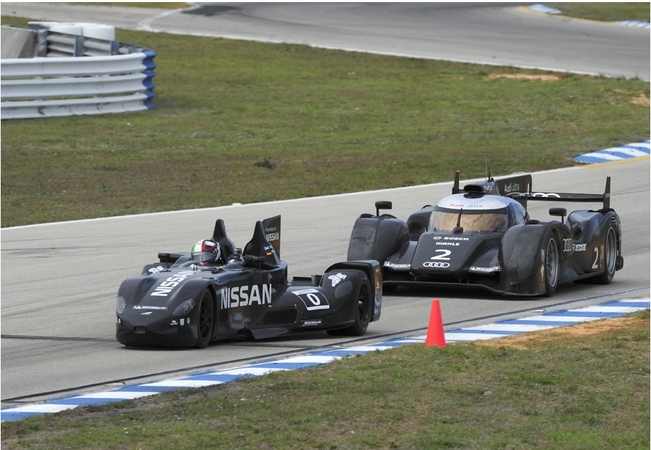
xmin=1 ymin=24 xmax=156 ymax=120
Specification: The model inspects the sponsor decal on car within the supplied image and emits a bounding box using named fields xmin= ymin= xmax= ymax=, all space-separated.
xmin=150 ymin=270 xmax=195 ymax=297
xmin=328 ymin=273 xmax=347 ymax=287
xmin=433 ymin=236 xmax=470 ymax=241
xmin=423 ymin=261 xmax=450 ymax=268
xmin=530 ymin=192 xmax=561 ymax=198
xmin=133 ymin=305 xmax=168 ymax=310
xmin=169 ymin=318 xmax=189 ymax=326
xmin=502 ymin=182 xmax=520 ymax=193
xmin=469 ymin=266 xmax=500 ymax=273
xmin=220 ymin=284 xmax=273 ymax=309
xmin=384 ymin=261 xmax=411 ymax=270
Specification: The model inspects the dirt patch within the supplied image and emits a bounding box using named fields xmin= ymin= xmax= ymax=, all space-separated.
xmin=475 ymin=315 xmax=648 ymax=350
xmin=487 ymin=73 xmax=561 ymax=81
xmin=631 ymin=94 xmax=650 ymax=106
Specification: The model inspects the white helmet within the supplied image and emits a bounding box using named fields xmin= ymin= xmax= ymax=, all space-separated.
xmin=191 ymin=239 xmax=221 ymax=264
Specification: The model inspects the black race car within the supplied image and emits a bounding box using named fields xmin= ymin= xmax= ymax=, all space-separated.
xmin=116 ymin=216 xmax=382 ymax=348
xmin=347 ymin=171 xmax=623 ymax=297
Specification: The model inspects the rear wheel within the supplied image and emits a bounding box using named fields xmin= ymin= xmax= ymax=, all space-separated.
xmin=195 ymin=289 xmax=215 ymax=349
xmin=593 ymin=225 xmax=617 ymax=284
xmin=328 ymin=275 xmax=372 ymax=336
xmin=543 ymin=233 xmax=560 ymax=297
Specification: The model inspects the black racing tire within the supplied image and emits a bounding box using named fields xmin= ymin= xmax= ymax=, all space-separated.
xmin=542 ymin=232 xmax=560 ymax=297
xmin=593 ymin=225 xmax=617 ymax=285
xmin=327 ymin=275 xmax=372 ymax=336
xmin=195 ymin=289 xmax=215 ymax=349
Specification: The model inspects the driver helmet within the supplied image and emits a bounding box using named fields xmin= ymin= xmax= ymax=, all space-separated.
xmin=191 ymin=239 xmax=221 ymax=264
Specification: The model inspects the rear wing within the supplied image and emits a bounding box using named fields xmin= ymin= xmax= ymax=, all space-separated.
xmin=511 ymin=176 xmax=612 ymax=210
xmin=452 ymin=170 xmax=611 ymax=210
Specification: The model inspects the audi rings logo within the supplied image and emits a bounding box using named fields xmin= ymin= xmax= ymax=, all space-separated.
xmin=423 ymin=261 xmax=450 ymax=268
xmin=530 ymin=192 xmax=561 ymax=198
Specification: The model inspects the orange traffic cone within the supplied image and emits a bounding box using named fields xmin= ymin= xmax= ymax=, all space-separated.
xmin=425 ymin=299 xmax=446 ymax=347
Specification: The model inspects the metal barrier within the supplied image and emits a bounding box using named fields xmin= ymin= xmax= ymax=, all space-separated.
xmin=1 ymin=24 xmax=156 ymax=120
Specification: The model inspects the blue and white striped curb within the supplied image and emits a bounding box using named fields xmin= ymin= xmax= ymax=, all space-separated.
xmin=615 ymin=20 xmax=650 ymax=29
xmin=442 ymin=299 xmax=649 ymax=341
xmin=527 ymin=4 xmax=561 ymax=15
xmin=574 ymin=140 xmax=650 ymax=164
xmin=2 ymin=298 xmax=648 ymax=422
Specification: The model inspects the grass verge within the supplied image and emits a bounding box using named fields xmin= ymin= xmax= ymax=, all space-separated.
xmin=2 ymin=310 xmax=648 ymax=449
xmin=549 ymin=3 xmax=650 ymax=22
xmin=1 ymin=14 xmax=649 ymax=227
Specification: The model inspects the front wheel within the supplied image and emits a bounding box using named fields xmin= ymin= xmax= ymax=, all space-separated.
xmin=195 ymin=289 xmax=215 ymax=349
xmin=542 ymin=233 xmax=560 ymax=297
xmin=328 ymin=275 xmax=372 ymax=336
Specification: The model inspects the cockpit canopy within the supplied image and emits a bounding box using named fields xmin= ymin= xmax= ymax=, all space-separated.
xmin=431 ymin=193 xmax=529 ymax=233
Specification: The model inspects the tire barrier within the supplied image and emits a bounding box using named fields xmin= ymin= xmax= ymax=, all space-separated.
xmin=1 ymin=22 xmax=156 ymax=120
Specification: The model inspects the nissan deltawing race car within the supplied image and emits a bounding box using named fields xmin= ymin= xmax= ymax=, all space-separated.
xmin=347 ymin=170 xmax=624 ymax=297
xmin=116 ymin=216 xmax=382 ymax=348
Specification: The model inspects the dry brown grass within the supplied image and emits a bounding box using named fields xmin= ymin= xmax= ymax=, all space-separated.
xmin=487 ymin=73 xmax=561 ymax=81
xmin=476 ymin=314 xmax=650 ymax=350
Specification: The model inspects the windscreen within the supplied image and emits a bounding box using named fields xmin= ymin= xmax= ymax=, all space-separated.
xmin=431 ymin=207 xmax=509 ymax=233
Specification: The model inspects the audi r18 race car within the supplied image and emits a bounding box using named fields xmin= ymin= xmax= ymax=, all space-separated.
xmin=116 ymin=216 xmax=382 ymax=348
xmin=347 ymin=170 xmax=624 ymax=297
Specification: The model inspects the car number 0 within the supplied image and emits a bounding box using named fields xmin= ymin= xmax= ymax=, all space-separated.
xmin=293 ymin=289 xmax=330 ymax=311
xmin=306 ymin=293 xmax=322 ymax=306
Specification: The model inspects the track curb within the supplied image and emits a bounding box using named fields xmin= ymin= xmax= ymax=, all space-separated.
xmin=2 ymin=297 xmax=648 ymax=422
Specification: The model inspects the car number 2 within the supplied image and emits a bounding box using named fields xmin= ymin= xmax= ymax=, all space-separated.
xmin=592 ymin=247 xmax=600 ymax=270
xmin=431 ymin=249 xmax=452 ymax=260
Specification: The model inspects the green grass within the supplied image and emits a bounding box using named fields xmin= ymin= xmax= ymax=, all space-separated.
xmin=1 ymin=6 xmax=649 ymax=448
xmin=549 ymin=3 xmax=650 ymax=22
xmin=1 ymin=14 xmax=649 ymax=227
xmin=2 ymin=311 xmax=648 ymax=449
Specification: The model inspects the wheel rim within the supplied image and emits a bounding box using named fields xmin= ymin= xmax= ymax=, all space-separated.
xmin=546 ymin=238 xmax=559 ymax=288
xmin=605 ymin=227 xmax=617 ymax=275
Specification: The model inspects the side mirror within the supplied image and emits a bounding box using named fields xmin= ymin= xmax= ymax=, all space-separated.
xmin=375 ymin=201 xmax=392 ymax=216
xmin=549 ymin=207 xmax=567 ymax=224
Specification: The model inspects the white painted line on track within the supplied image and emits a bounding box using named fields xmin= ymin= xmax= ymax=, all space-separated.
xmin=3 ymin=298 xmax=648 ymax=422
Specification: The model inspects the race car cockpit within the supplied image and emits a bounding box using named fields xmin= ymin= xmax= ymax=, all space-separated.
xmin=430 ymin=194 xmax=529 ymax=234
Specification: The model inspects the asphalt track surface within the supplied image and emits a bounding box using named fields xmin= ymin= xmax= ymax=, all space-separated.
xmin=2 ymin=2 xmax=649 ymax=80
xmin=1 ymin=3 xmax=650 ymax=407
